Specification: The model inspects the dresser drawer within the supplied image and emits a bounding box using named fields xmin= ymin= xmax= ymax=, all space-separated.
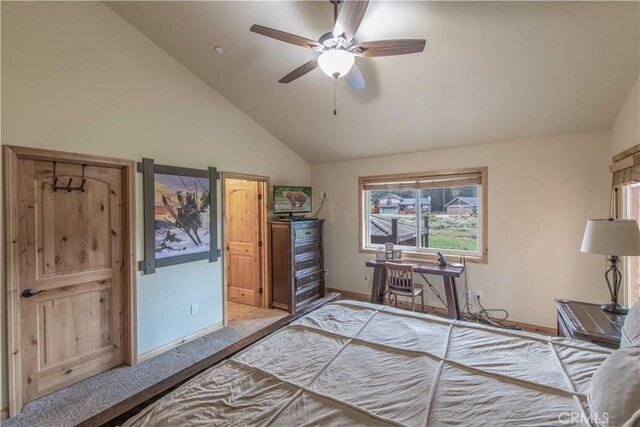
xmin=296 ymin=270 xmax=322 ymax=290
xmin=295 ymin=252 xmax=322 ymax=273
xmin=296 ymin=283 xmax=321 ymax=305
xmin=295 ymin=240 xmax=320 ymax=256
xmin=294 ymin=224 xmax=320 ymax=241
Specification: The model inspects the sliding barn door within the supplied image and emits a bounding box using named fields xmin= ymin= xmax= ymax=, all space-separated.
xmin=17 ymin=160 xmax=125 ymax=402
xmin=225 ymin=179 xmax=262 ymax=307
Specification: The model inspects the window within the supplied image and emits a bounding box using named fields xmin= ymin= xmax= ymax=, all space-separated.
xmin=623 ymin=183 xmax=640 ymax=303
xmin=610 ymin=146 xmax=639 ymax=304
xmin=359 ymin=168 xmax=488 ymax=262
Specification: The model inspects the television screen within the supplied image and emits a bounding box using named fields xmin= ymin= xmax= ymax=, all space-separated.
xmin=273 ymin=186 xmax=312 ymax=214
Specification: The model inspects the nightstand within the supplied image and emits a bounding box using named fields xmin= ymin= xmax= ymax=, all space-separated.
xmin=555 ymin=299 xmax=626 ymax=349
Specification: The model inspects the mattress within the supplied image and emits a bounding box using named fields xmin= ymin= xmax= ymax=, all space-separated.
xmin=125 ymin=300 xmax=612 ymax=426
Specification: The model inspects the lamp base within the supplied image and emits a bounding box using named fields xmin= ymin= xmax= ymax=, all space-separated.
xmin=600 ymin=302 xmax=629 ymax=315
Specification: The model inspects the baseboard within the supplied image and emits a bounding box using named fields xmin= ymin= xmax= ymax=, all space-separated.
xmin=326 ymin=287 xmax=556 ymax=336
xmin=327 ymin=287 xmax=369 ymax=303
xmin=138 ymin=322 xmax=224 ymax=363
xmin=1 ymin=407 xmax=8 ymax=420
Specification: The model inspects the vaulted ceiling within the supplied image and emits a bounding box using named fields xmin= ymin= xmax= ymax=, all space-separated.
xmin=105 ymin=1 xmax=639 ymax=164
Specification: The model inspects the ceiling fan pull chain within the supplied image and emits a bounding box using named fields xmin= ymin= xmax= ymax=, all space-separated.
xmin=333 ymin=77 xmax=337 ymax=116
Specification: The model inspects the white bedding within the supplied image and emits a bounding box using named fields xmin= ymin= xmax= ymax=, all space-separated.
xmin=125 ymin=300 xmax=612 ymax=426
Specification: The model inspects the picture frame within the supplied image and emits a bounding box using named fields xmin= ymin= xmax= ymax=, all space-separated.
xmin=393 ymin=249 xmax=403 ymax=260
xmin=138 ymin=158 xmax=218 ymax=274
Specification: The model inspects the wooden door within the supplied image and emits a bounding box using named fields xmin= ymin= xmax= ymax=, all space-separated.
xmin=17 ymin=160 xmax=125 ymax=402
xmin=225 ymin=179 xmax=262 ymax=306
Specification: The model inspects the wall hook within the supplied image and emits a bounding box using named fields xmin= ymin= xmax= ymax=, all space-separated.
xmin=52 ymin=162 xmax=87 ymax=193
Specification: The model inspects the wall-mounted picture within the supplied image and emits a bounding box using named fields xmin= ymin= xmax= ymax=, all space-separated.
xmin=273 ymin=185 xmax=312 ymax=214
xmin=139 ymin=158 xmax=218 ymax=274
xmin=154 ymin=173 xmax=210 ymax=259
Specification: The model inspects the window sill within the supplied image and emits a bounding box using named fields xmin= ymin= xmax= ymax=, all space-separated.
xmin=359 ymin=247 xmax=487 ymax=264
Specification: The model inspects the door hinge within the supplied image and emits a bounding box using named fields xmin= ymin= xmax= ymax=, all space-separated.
xmin=259 ymin=241 xmax=263 ymax=247
xmin=259 ymin=287 xmax=264 ymax=294
xmin=258 ymin=193 xmax=263 ymax=200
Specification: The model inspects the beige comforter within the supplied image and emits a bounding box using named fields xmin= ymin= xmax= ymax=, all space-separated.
xmin=125 ymin=300 xmax=611 ymax=426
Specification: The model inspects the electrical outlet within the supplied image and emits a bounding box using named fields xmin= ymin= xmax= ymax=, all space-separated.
xmin=190 ymin=304 xmax=198 ymax=315
xmin=319 ymin=191 xmax=328 ymax=199
xmin=324 ymin=269 xmax=329 ymax=276
xmin=475 ymin=290 xmax=483 ymax=301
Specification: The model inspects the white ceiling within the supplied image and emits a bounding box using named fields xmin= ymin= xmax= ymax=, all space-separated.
xmin=105 ymin=1 xmax=639 ymax=164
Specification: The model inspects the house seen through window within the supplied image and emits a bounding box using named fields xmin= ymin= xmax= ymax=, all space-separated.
xmin=359 ymin=168 xmax=487 ymax=261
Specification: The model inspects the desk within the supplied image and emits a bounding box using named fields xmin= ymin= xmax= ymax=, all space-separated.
xmin=366 ymin=259 xmax=464 ymax=319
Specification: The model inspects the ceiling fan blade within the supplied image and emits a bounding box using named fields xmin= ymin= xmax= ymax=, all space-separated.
xmin=333 ymin=0 xmax=369 ymax=41
xmin=357 ymin=39 xmax=426 ymax=57
xmin=250 ymin=24 xmax=321 ymax=49
xmin=345 ymin=63 xmax=366 ymax=91
xmin=279 ymin=60 xmax=319 ymax=83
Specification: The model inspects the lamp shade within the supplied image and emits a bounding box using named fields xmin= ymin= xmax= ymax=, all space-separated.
xmin=580 ymin=219 xmax=640 ymax=256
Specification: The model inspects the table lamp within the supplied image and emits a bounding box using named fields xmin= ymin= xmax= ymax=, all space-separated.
xmin=580 ymin=218 xmax=640 ymax=314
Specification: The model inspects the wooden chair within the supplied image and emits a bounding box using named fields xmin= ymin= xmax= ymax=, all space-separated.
xmin=385 ymin=262 xmax=424 ymax=312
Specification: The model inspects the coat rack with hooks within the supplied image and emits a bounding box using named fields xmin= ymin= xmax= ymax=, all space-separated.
xmin=52 ymin=161 xmax=87 ymax=192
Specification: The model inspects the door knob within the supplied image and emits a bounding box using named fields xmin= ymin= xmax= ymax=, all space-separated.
xmin=21 ymin=288 xmax=43 ymax=298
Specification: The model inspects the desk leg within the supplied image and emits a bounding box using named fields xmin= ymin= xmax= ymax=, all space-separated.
xmin=443 ymin=276 xmax=461 ymax=320
xmin=370 ymin=267 xmax=387 ymax=304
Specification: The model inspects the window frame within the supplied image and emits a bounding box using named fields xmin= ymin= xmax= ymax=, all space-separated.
xmin=610 ymin=144 xmax=640 ymax=305
xmin=358 ymin=167 xmax=488 ymax=263
xmin=621 ymin=183 xmax=640 ymax=304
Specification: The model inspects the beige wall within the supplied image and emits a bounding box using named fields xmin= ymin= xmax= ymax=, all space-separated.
xmin=311 ymin=131 xmax=612 ymax=329
xmin=1 ymin=2 xmax=310 ymax=411
xmin=612 ymin=76 xmax=640 ymax=156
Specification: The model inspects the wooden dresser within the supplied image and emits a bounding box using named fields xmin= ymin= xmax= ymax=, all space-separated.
xmin=270 ymin=219 xmax=325 ymax=312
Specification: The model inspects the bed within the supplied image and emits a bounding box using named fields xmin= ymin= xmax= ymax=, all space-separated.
xmin=124 ymin=300 xmax=613 ymax=426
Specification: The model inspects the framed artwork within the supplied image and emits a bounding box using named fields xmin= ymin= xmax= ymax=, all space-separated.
xmin=138 ymin=158 xmax=218 ymax=274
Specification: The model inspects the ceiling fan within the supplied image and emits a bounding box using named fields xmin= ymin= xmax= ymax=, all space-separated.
xmin=250 ymin=0 xmax=426 ymax=91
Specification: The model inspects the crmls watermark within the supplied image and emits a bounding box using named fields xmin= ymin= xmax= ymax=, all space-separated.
xmin=558 ymin=412 xmax=609 ymax=425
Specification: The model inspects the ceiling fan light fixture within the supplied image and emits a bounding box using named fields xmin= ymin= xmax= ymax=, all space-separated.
xmin=318 ymin=50 xmax=354 ymax=78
